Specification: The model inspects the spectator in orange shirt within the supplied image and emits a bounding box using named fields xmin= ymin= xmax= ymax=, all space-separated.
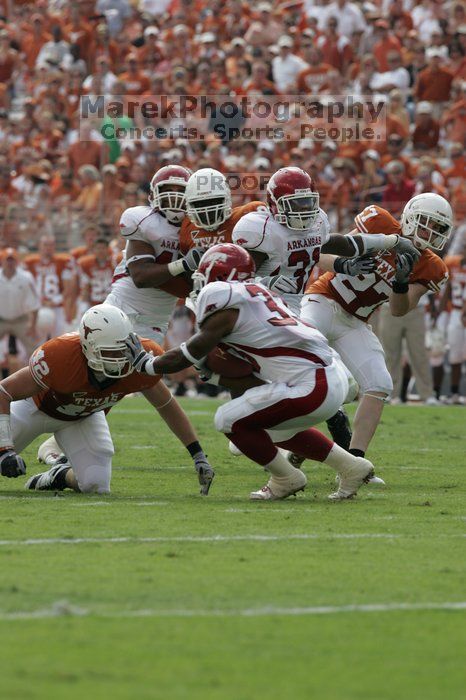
xmin=316 ymin=16 xmax=354 ymax=75
xmin=440 ymin=94 xmax=466 ymax=143
xmin=243 ymin=61 xmax=280 ymax=96
xmin=373 ymin=20 xmax=402 ymax=72
xmin=73 ymin=165 xmax=103 ymax=215
xmin=414 ymin=161 xmax=448 ymax=198
xmin=118 ymin=54 xmax=151 ymax=94
xmin=380 ymin=134 xmax=414 ymax=178
xmin=0 ymin=30 xmax=19 ymax=85
xmin=412 ymin=101 xmax=440 ymax=152
xmin=382 ymin=160 xmax=415 ymax=217
xmin=21 ymin=14 xmax=51 ymax=70
xmin=443 ymin=143 xmax=465 ymax=191
xmin=297 ymin=45 xmax=333 ymax=94
xmin=68 ymin=123 xmax=104 ymax=175
xmin=414 ymin=48 xmax=454 ymax=107
xmin=50 ymin=170 xmax=80 ymax=206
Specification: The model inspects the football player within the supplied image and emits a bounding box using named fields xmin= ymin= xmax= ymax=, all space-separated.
xmin=0 ymin=304 xmax=214 ymax=495
xmin=179 ymin=168 xmax=265 ymax=256
xmin=438 ymin=239 xmax=466 ymax=403
xmin=105 ymin=165 xmax=201 ymax=344
xmin=124 ymin=244 xmax=377 ymax=502
xmin=300 ymin=193 xmax=451 ymax=460
xmin=231 ymin=166 xmax=420 ymax=449
xmin=24 ymin=235 xmax=76 ymax=343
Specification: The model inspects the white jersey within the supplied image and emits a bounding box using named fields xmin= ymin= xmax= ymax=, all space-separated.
xmin=109 ymin=206 xmax=180 ymax=334
xmin=196 ymin=280 xmax=333 ymax=384
xmin=232 ymin=207 xmax=330 ymax=314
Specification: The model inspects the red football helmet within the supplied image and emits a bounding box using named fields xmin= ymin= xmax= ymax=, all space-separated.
xmin=148 ymin=165 xmax=192 ymax=224
xmin=267 ymin=167 xmax=319 ymax=230
xmin=191 ymin=243 xmax=256 ymax=297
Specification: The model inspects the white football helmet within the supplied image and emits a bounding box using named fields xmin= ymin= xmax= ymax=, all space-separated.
xmin=185 ymin=168 xmax=232 ymax=231
xmin=79 ymin=304 xmax=133 ymax=378
xmin=401 ymin=193 xmax=453 ymax=252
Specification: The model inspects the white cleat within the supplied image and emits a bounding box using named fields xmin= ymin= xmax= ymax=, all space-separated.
xmin=228 ymin=440 xmax=243 ymax=457
xmin=335 ymin=473 xmax=385 ymax=486
xmin=367 ymin=475 xmax=385 ymax=485
xmin=329 ymin=457 xmax=374 ymax=500
xmin=250 ymin=470 xmax=307 ymax=501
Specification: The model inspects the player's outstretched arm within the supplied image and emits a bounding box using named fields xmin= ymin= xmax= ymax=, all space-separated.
xmin=127 ymin=240 xmax=204 ymax=289
xmin=142 ymin=381 xmax=215 ymax=495
xmin=322 ymin=232 xmax=420 ymax=261
xmin=0 ymin=368 xmax=42 ymax=478
xmin=124 ymin=309 xmax=239 ymax=375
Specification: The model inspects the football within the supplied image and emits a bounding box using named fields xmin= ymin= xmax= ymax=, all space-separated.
xmin=205 ymin=346 xmax=254 ymax=378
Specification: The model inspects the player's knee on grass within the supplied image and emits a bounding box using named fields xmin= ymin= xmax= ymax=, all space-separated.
xmin=76 ymin=461 xmax=112 ymax=494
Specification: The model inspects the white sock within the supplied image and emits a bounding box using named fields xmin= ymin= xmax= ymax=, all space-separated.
xmin=265 ymin=449 xmax=296 ymax=477
xmin=323 ymin=444 xmax=359 ymax=474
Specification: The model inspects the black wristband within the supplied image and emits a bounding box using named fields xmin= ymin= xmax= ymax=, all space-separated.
xmin=392 ymin=281 xmax=409 ymax=294
xmin=333 ymin=257 xmax=346 ymax=274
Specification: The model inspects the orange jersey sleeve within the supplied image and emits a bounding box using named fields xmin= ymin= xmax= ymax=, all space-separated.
xmin=354 ymin=205 xmax=401 ymax=235
xmin=179 ymin=201 xmax=265 ymax=254
xmin=29 ymin=334 xmax=163 ymax=421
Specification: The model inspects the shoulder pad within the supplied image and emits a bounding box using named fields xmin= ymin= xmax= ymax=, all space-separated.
xmin=196 ymin=282 xmax=237 ymax=325
xmin=232 ymin=209 xmax=271 ymax=250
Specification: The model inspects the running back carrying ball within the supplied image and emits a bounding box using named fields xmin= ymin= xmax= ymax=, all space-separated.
xmin=205 ymin=346 xmax=254 ymax=379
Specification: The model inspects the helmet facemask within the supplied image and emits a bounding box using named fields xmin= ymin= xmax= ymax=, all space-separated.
xmin=149 ymin=182 xmax=187 ymax=224
xmin=404 ymin=212 xmax=452 ymax=252
xmin=187 ymin=196 xmax=232 ymax=231
xmin=273 ymin=191 xmax=320 ymax=230
xmin=84 ymin=342 xmax=132 ymax=379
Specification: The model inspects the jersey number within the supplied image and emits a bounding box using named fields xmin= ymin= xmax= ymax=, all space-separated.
xmin=245 ymin=284 xmax=297 ymax=326
xmin=288 ymin=248 xmax=320 ymax=293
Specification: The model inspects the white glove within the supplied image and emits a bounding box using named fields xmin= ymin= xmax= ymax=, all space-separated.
xmin=394 ymin=236 xmax=421 ymax=261
xmin=334 ymin=254 xmax=377 ymax=276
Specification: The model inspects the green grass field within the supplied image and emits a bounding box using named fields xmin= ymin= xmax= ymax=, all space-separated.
xmin=0 ymin=397 xmax=465 ymax=699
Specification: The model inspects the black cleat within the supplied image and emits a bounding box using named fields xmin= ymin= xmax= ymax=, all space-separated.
xmin=326 ymin=408 xmax=352 ymax=450
xmin=25 ymin=463 xmax=71 ymax=491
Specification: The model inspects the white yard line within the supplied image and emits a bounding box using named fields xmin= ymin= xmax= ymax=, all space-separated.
xmin=0 ymin=600 xmax=465 ymax=621
xmin=0 ymin=532 xmax=463 ymax=547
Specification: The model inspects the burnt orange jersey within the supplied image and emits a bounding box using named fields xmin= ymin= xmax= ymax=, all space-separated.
xmin=307 ymin=205 xmax=448 ymax=321
xmin=29 ymin=333 xmax=162 ymax=421
xmin=24 ymin=253 xmax=75 ymax=307
xmin=79 ymin=254 xmax=114 ymax=305
xmin=71 ymin=245 xmax=90 ymax=260
xmin=179 ymin=201 xmax=265 ymax=254
xmin=444 ymin=255 xmax=466 ymax=309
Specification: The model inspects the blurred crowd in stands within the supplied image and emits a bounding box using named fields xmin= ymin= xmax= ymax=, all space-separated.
xmin=0 ymin=0 xmax=464 ymax=401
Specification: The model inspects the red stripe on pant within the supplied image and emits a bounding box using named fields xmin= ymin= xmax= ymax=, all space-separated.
xmin=227 ymin=368 xmax=333 ymax=466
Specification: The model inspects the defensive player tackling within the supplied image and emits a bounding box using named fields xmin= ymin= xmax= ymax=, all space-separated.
xmin=124 ymin=244 xmax=378 ymax=501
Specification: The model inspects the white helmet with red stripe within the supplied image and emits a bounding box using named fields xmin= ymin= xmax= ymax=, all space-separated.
xmin=148 ymin=165 xmax=191 ymax=224
xmin=401 ymin=193 xmax=453 ymax=252
xmin=267 ymin=167 xmax=320 ymax=231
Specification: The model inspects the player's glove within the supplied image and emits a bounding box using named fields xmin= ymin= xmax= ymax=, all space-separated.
xmin=124 ymin=332 xmax=155 ymax=374
xmin=181 ymin=247 xmax=205 ymax=272
xmin=194 ymin=457 xmax=215 ymax=496
xmin=0 ymin=449 xmax=26 ymax=478
xmin=394 ymin=252 xmax=416 ymax=284
xmin=393 ymin=236 xmax=421 ymax=261
xmin=262 ymin=275 xmax=299 ymax=294
xmin=334 ymin=254 xmax=377 ymax=276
